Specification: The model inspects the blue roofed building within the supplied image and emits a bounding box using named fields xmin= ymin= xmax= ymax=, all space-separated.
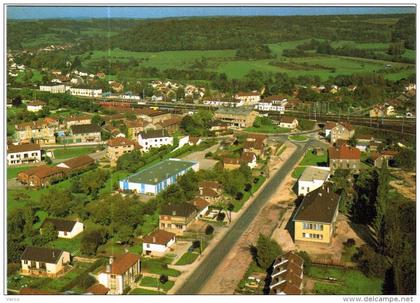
xmin=119 ymin=158 xmax=199 ymax=195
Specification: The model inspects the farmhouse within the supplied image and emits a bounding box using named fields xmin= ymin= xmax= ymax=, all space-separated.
xmin=214 ymin=108 xmax=258 ymax=128
xmin=328 ymin=144 xmax=361 ymax=173
xmin=277 ymin=116 xmax=299 ymax=129
xmin=270 ymin=252 xmax=304 ymax=295
xmin=293 ymin=185 xmax=340 ymax=244
xmin=17 ymin=165 xmax=66 ymax=187
xmin=138 ymin=129 xmax=173 ymax=151
xmin=298 ymin=166 xmax=330 ymax=196
xmin=15 ymin=118 xmax=58 ymax=145
xmin=20 ymin=247 xmax=71 ymax=278
xmin=70 ymin=124 xmax=102 ymax=143
xmin=41 ymin=218 xmax=84 ymax=239
xmin=97 ymin=253 xmax=141 ymax=295
xmin=119 ymin=159 xmax=199 ymax=195
xmin=159 ymin=202 xmax=198 ymax=235
xmin=142 ymin=229 xmax=176 ymax=256
xmin=56 ymin=155 xmax=96 ymax=174
xmin=371 ymin=150 xmax=399 ymax=168
xmin=26 ymin=100 xmax=46 ymax=112
xmin=7 ymin=143 xmax=42 ymax=165
xmin=64 ymin=115 xmax=92 ymax=128
xmin=107 ymin=137 xmax=139 ymax=166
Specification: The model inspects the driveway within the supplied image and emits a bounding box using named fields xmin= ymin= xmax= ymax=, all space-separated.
xmin=173 ymin=140 xmax=313 ymax=294
xmin=181 ymin=144 xmax=219 ymax=170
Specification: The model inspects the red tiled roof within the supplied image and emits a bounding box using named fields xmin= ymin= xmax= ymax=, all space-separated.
xmin=19 ymin=165 xmax=66 ymax=179
xmin=60 ymin=155 xmax=95 ymax=170
xmin=143 ymin=230 xmax=175 ymax=245
xmin=324 ymin=121 xmax=337 ymax=130
xmin=157 ymin=117 xmax=182 ymax=128
xmin=223 ymin=157 xmax=241 ymax=165
xmin=200 ymin=187 xmax=219 ymax=198
xmin=191 ymin=197 xmax=209 ymax=211
xmin=8 ymin=143 xmax=40 ymax=153
xmin=189 ymin=136 xmax=201 ymax=145
xmin=328 ymin=144 xmax=361 ymax=160
xmin=198 ymin=180 xmax=222 ymax=190
xmin=240 ymin=152 xmax=256 ymax=163
xmin=236 ymin=91 xmax=260 ymax=97
xmin=86 ymin=284 xmax=109 ymax=295
xmin=107 ymin=137 xmax=137 ymax=147
xmin=110 ymin=253 xmax=141 ymax=275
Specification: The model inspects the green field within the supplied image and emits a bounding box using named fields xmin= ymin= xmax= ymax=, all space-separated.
xmin=52 ymin=147 xmax=96 ymax=160
xmin=139 ymin=276 xmax=174 ymax=292
xmin=80 ymin=39 xmax=414 ymax=81
xmin=308 ymin=265 xmax=383 ymax=295
xmin=299 ymin=150 xmax=328 ymax=166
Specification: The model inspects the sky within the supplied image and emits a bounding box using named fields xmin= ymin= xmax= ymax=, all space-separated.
xmin=7 ymin=6 xmax=415 ymax=20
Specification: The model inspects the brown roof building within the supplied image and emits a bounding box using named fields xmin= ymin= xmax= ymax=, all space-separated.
xmin=270 ymin=252 xmax=304 ymax=295
xmin=106 ymin=137 xmax=138 ymax=167
xmin=56 ymin=155 xmax=95 ymax=173
xmin=86 ymin=284 xmax=110 ymax=295
xmin=17 ymin=165 xmax=66 ymax=187
xmin=328 ymin=144 xmax=361 ymax=173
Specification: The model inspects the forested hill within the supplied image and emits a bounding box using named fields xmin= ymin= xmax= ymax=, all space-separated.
xmin=7 ymin=13 xmax=415 ymax=52
xmin=110 ymin=14 xmax=415 ymax=52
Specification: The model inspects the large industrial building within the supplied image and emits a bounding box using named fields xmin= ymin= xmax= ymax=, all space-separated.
xmin=119 ymin=158 xmax=199 ymax=195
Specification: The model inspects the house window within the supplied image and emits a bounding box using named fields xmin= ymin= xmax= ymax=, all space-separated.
xmin=23 ymin=260 xmax=28 ymax=264
xmin=146 ymin=244 xmax=150 ymax=248
xmin=161 ymin=223 xmax=165 ymax=228
xmin=10 ymin=155 xmax=14 ymax=159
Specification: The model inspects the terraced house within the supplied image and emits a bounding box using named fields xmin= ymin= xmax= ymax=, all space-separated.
xmin=15 ymin=117 xmax=58 ymax=145
xmin=293 ymin=185 xmax=340 ymax=245
xmin=270 ymin=252 xmax=304 ymax=295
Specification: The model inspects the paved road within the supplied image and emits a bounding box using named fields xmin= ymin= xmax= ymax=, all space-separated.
xmin=176 ymin=140 xmax=313 ymax=294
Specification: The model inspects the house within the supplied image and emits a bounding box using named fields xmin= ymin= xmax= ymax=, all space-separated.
xmin=136 ymin=108 xmax=172 ymax=124
xmin=69 ymin=87 xmax=102 ymax=98
xmin=97 ymin=253 xmax=141 ymax=295
xmin=15 ymin=118 xmax=58 ymax=145
xmin=270 ymin=252 xmax=304 ymax=295
xmin=330 ymin=122 xmax=355 ymax=144
xmin=234 ymin=91 xmax=261 ymax=105
xmin=243 ymin=134 xmax=266 ymax=157
xmin=17 ymin=165 xmax=66 ymax=187
xmin=56 ymin=155 xmax=96 ymax=174
xmin=159 ymin=202 xmax=198 ymax=235
xmin=323 ymin=121 xmax=337 ymax=138
xmin=142 ymin=230 xmax=176 ymax=256
xmin=328 ymin=144 xmax=361 ymax=173
xmin=41 ymin=218 xmax=84 ymax=239
xmin=107 ymin=137 xmax=139 ymax=167
xmin=370 ymin=105 xmax=386 ymax=118
xmin=297 ymin=166 xmax=330 ymax=196
xmin=138 ymin=129 xmax=173 ymax=151
xmin=70 ymin=124 xmax=102 ymax=143
xmin=86 ymin=284 xmax=110 ymax=295
xmin=278 ymin=116 xmax=298 ymax=129
xmin=223 ymin=157 xmax=241 ymax=170
xmin=64 ymin=115 xmax=92 ymax=128
xmin=26 ymin=100 xmax=46 ymax=112
xmin=189 ymin=136 xmax=202 ymax=146
xmin=39 ymin=84 xmax=69 ymax=94
xmin=293 ymin=185 xmax=340 ymax=244
xmin=198 ymin=180 xmax=222 ymax=204
xmin=191 ymin=197 xmax=210 ymax=217
xmin=126 ymin=120 xmax=146 ymax=140
xmin=371 ymin=150 xmax=399 ymax=168
xmin=214 ymin=108 xmax=258 ymax=128
xmin=7 ymin=143 xmax=42 ymax=165
xmin=241 ymin=152 xmax=257 ymax=169
xmin=21 ymin=247 xmax=71 ymax=278
xmin=255 ymin=100 xmax=285 ymax=113
xmin=119 ymin=159 xmax=199 ymax=195
xmin=156 ymin=116 xmax=183 ymax=134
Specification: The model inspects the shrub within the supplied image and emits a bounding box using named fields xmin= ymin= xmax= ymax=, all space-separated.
xmin=352 ymin=245 xmax=390 ymax=278
xmin=344 ymin=238 xmax=356 ymax=247
xmin=7 ymin=263 xmax=20 ymax=275
xmin=205 ymin=225 xmax=214 ymax=235
xmin=217 ymin=212 xmax=226 ymax=222
xmin=254 ymin=234 xmax=282 ymax=271
xmin=78 ymin=273 xmax=96 ymax=289
xmin=159 ymin=274 xmax=169 ymax=284
xmin=296 ymin=251 xmax=312 ymax=274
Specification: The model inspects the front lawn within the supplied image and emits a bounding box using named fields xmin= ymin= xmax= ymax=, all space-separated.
xmin=341 ymin=245 xmax=358 ymax=263
xmin=175 ymin=252 xmax=199 ymax=265
xmin=139 ymin=276 xmax=174 ymax=292
xmin=47 ymin=234 xmax=83 ymax=256
xmin=299 ymin=150 xmax=328 ymax=166
xmin=232 ymin=175 xmax=266 ymax=212
xmin=308 ymin=265 xmax=383 ymax=295
xmin=292 ymin=166 xmax=306 ymax=179
xmin=129 ymin=287 xmax=164 ymax=295
xmin=52 ymin=147 xmax=96 ymax=160
xmin=142 ymin=259 xmax=181 ymax=277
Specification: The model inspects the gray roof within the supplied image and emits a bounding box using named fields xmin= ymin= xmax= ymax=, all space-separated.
xmin=139 ymin=129 xmax=170 ymax=139
xmin=215 ymin=107 xmax=255 ymax=116
xmin=299 ymin=166 xmax=330 ymax=182
xmin=21 ymin=246 xmax=65 ymax=264
xmin=70 ymin=124 xmax=101 ymax=134
xmin=161 ymin=202 xmax=197 ymax=218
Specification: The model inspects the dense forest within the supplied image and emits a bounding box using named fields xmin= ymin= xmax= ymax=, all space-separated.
xmin=7 ymin=14 xmax=415 ymax=52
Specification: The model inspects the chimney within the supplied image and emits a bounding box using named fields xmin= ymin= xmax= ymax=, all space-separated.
xmin=109 ymin=256 xmax=114 ymax=265
xmin=106 ymin=264 xmax=111 ymax=273
xmin=152 ymin=236 xmax=156 ymax=243
xmin=327 ymin=186 xmax=330 ymax=193
xmin=172 ymin=210 xmax=176 ymax=216
xmin=52 ymin=251 xmax=55 ymax=258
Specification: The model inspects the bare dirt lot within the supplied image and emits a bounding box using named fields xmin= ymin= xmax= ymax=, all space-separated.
xmin=390 ymin=170 xmax=416 ymax=201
